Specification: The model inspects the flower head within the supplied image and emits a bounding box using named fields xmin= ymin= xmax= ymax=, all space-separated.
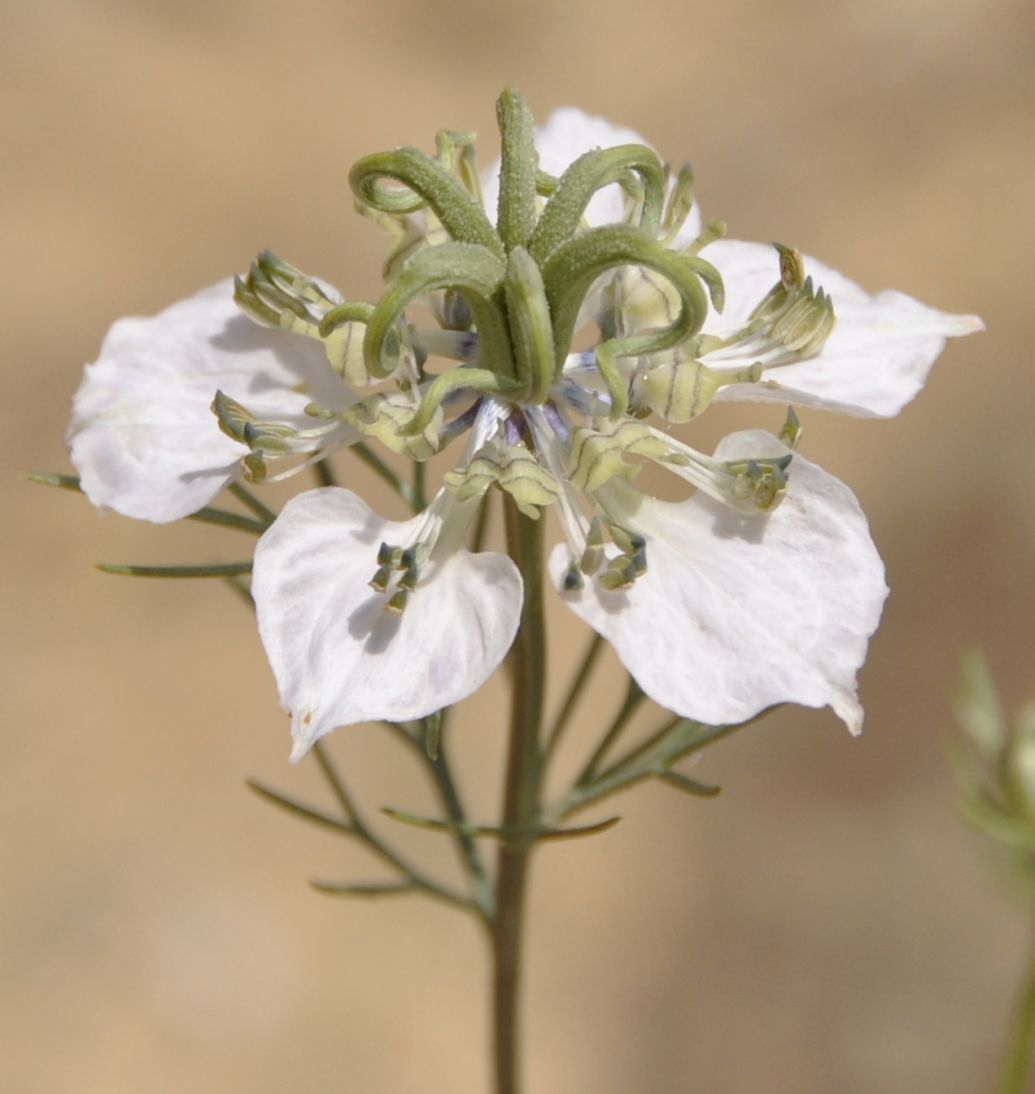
xmin=67 ymin=90 xmax=982 ymax=758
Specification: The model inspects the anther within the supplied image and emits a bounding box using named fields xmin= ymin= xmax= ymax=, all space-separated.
xmin=398 ymin=564 xmax=419 ymax=593
xmin=579 ymin=516 xmax=605 ymax=574
xmin=599 ymin=558 xmax=635 ymax=592
xmin=377 ymin=542 xmax=397 ymax=567
xmin=369 ymin=565 xmax=392 ymax=593
xmin=243 ymin=451 xmax=267 ymax=484
xmin=609 ymin=524 xmax=643 ymax=555
xmin=629 ymin=546 xmax=648 ymax=579
xmin=386 ymin=589 xmax=409 ymax=615
xmin=563 ymin=563 xmax=585 ymax=592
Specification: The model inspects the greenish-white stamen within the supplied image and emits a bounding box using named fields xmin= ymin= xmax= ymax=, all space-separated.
xmin=701 ymin=244 xmax=836 ymax=371
xmin=654 ymin=427 xmax=793 ymax=514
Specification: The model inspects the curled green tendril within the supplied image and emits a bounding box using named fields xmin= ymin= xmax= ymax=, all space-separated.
xmin=495 ymin=88 xmax=538 ymax=253
xmin=317 ymin=301 xmax=375 ymax=338
xmin=349 ymin=148 xmax=503 ymax=257
xmin=404 ymin=368 xmax=524 ymax=438
xmin=434 ymin=129 xmax=477 ymax=174
xmin=364 ymin=242 xmax=515 ymax=381
xmin=535 ymin=168 xmax=559 ymax=197
xmin=682 ymin=255 xmax=725 ymax=313
xmin=529 ymin=145 xmax=667 ymax=265
xmin=543 ymin=225 xmax=710 ymax=418
xmin=457 ymin=143 xmax=484 ymax=209
xmin=504 ymin=247 xmax=555 ymax=404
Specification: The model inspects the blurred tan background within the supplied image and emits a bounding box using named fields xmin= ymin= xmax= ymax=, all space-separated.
xmin=4 ymin=1 xmax=1034 ymax=1091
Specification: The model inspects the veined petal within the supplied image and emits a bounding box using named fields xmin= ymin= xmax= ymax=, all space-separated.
xmin=550 ymin=430 xmax=888 ymax=733
xmin=482 ymin=107 xmax=702 ymax=241
xmin=252 ymin=487 xmax=523 ymax=759
xmin=67 ymin=280 xmax=343 ymax=522
xmin=703 ymin=240 xmax=983 ymax=418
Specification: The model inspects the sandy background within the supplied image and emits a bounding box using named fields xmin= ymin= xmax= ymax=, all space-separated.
xmin=4 ymin=1 xmax=1035 ymax=1091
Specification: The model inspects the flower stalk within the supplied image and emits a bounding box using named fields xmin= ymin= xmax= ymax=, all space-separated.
xmin=492 ymin=498 xmax=547 ymax=1094
xmin=999 ymin=917 xmax=1035 ymax=1094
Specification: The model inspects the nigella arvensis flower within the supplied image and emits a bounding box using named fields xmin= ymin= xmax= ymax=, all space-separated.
xmin=67 ymin=91 xmax=981 ymax=759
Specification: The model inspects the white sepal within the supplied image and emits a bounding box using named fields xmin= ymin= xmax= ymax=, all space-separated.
xmin=551 ymin=430 xmax=888 ymax=733
xmin=252 ymin=488 xmax=523 ymax=760
xmin=67 ymin=280 xmax=342 ymax=522
xmin=703 ymin=240 xmax=983 ymax=418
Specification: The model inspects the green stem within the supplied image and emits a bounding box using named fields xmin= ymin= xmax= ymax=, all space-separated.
xmin=386 ymin=718 xmax=493 ymax=918
xmin=222 ymin=574 xmax=254 ymax=607
xmin=97 ymin=561 xmax=252 ymax=578
xmin=188 ymin=507 xmax=269 ymax=534
xmin=605 ymin=712 xmax=682 ymax=773
xmin=25 ymin=474 xmax=270 ymax=534
xmin=542 ymin=633 xmax=604 ymax=766
xmin=491 ymin=500 xmax=547 ymax=1094
xmin=412 ymin=459 xmax=428 ymax=512
xmin=574 ymin=675 xmax=644 ymax=786
xmin=471 ymin=494 xmax=493 ymax=554
xmin=312 ymin=458 xmax=338 ymax=488
xmin=228 ymin=482 xmax=277 ymax=525
xmin=349 ymin=441 xmax=417 ymax=510
xmin=548 ymin=720 xmax=742 ymax=825
xmin=311 ymin=741 xmax=472 ymax=912
xmin=998 ymin=916 xmax=1035 ymax=1094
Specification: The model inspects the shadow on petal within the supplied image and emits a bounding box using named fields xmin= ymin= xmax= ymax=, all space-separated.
xmin=348 ymin=592 xmax=403 ymax=654
xmin=704 ymin=502 xmax=768 ymax=544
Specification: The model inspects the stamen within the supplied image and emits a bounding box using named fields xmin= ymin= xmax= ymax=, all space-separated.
xmin=212 ymin=390 xmax=355 ymax=481
xmin=540 ymin=403 xmax=571 ymax=443
xmin=438 ymin=400 xmax=484 ymax=449
xmin=378 ymin=542 xmax=400 ymax=567
xmin=700 ymin=244 xmax=836 ymax=375
xmin=366 ymin=407 xmax=512 ymax=614
xmin=653 ymin=427 xmax=793 ymax=514
xmin=369 ymin=565 xmax=392 ymax=593
xmin=563 ymin=563 xmax=585 ymax=592
xmin=556 ymin=368 xmax=612 ymax=418
xmin=599 ymin=557 xmax=635 ymax=592
xmin=504 ymin=415 xmax=524 ymax=447
xmin=779 ymin=407 xmax=803 ymax=449
xmin=525 ymin=405 xmax=592 ymax=570
xmin=609 ymin=524 xmax=645 ymax=555
xmin=436 ymin=290 xmax=474 ymax=333
xmin=367 ymin=501 xmax=446 ymax=613
xmin=580 ymin=517 xmax=605 ymax=575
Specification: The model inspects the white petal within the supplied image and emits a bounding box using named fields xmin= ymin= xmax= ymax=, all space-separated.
xmin=67 ymin=280 xmax=342 ymax=522
xmin=704 ymin=240 xmax=983 ymax=418
xmin=252 ymin=488 xmax=523 ymax=759
xmin=551 ymin=431 xmax=888 ymax=733
xmin=482 ymin=107 xmax=701 ymax=239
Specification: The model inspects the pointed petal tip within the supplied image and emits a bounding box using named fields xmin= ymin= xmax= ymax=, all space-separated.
xmin=954 ymin=313 xmax=985 ymax=335
xmin=833 ymin=692 xmax=865 ymax=737
xmin=289 ymin=714 xmax=317 ymax=764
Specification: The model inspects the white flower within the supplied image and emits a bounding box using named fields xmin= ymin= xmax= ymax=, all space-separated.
xmin=691 ymin=239 xmax=983 ymax=418
xmin=252 ymin=481 xmax=522 ymax=760
xmin=549 ymin=431 xmax=884 ymax=733
xmin=67 ymin=279 xmax=352 ymax=523
xmin=66 ymin=101 xmax=981 ymax=758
